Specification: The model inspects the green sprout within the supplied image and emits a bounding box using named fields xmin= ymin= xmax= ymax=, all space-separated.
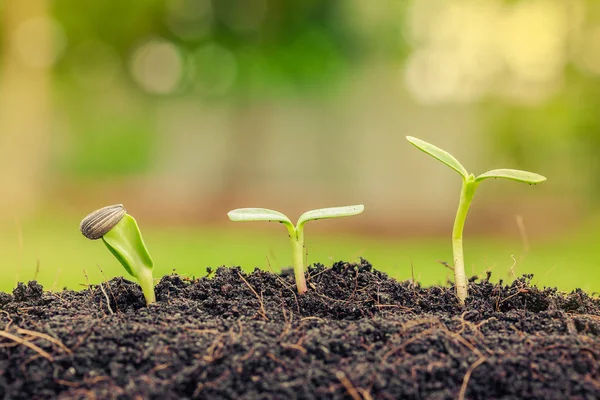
xmin=406 ymin=136 xmax=546 ymax=304
xmin=80 ymin=204 xmax=156 ymax=305
xmin=227 ymin=205 xmax=365 ymax=294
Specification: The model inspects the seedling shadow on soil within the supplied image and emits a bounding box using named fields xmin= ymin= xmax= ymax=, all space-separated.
xmin=0 ymin=260 xmax=599 ymax=399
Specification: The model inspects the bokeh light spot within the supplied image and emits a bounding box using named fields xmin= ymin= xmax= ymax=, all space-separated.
xmin=13 ymin=16 xmax=67 ymax=69
xmin=404 ymin=0 xmax=577 ymax=104
xmin=192 ymin=43 xmax=237 ymax=96
xmin=498 ymin=0 xmax=567 ymax=83
xmin=130 ymin=39 xmax=183 ymax=94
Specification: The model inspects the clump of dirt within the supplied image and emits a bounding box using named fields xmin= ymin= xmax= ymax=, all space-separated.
xmin=0 ymin=259 xmax=598 ymax=399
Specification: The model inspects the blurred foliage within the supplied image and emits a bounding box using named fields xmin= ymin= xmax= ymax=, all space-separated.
xmin=47 ymin=0 xmax=367 ymax=178
xmin=485 ymin=70 xmax=600 ymax=202
xmin=53 ymin=0 xmax=361 ymax=98
xmin=5 ymin=0 xmax=600 ymax=196
xmin=57 ymin=96 xmax=157 ymax=179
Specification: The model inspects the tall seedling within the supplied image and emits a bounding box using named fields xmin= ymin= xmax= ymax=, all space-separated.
xmin=406 ymin=136 xmax=546 ymax=304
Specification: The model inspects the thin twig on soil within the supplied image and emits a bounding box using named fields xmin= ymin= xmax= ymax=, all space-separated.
xmin=508 ymin=254 xmax=517 ymax=279
xmin=411 ymin=261 xmax=417 ymax=298
xmin=566 ymin=319 xmax=577 ymax=335
xmin=84 ymin=375 xmax=111 ymax=385
xmin=574 ymin=314 xmax=600 ymax=323
xmin=515 ymin=215 xmax=530 ymax=253
xmin=238 ymin=346 xmax=256 ymax=362
xmin=55 ymin=379 xmax=81 ymax=388
xmin=16 ymin=328 xmax=72 ymax=354
xmin=237 ymin=271 xmax=268 ymax=320
xmin=455 ymin=312 xmax=486 ymax=340
xmin=442 ymin=330 xmax=484 ymax=359
xmin=381 ymin=326 xmax=437 ymax=364
xmin=203 ymin=323 xmax=243 ymax=363
xmin=496 ymin=288 xmax=529 ymax=312
xmin=14 ymin=217 xmax=23 ymax=288
xmin=300 ymin=316 xmax=324 ymax=323
xmin=189 ymin=329 xmax=220 ymax=335
xmin=281 ymin=299 xmax=291 ymax=324
xmin=306 ymin=264 xmax=333 ymax=283
xmin=277 ymin=308 xmax=293 ymax=342
xmin=82 ymin=268 xmax=100 ymax=308
xmin=358 ymin=388 xmax=374 ymax=400
xmin=97 ymin=265 xmax=119 ymax=313
xmin=281 ymin=343 xmax=307 ymax=355
xmin=335 ymin=371 xmax=363 ymax=400
xmin=149 ymin=363 xmax=172 ymax=373
xmin=369 ymin=293 xmax=413 ymax=312
xmin=266 ymin=256 xmax=300 ymax=313
xmin=584 ymin=376 xmax=600 ymax=391
xmin=203 ymin=334 xmax=227 ymax=363
xmin=343 ymin=270 xmax=360 ymax=305
xmin=267 ymin=352 xmax=287 ymax=368
xmin=437 ymin=260 xmax=454 ymax=271
xmin=99 ymin=283 xmax=114 ymax=315
xmin=51 ymin=268 xmax=61 ymax=292
xmin=0 ymin=310 xmax=14 ymax=330
xmin=458 ymin=357 xmax=487 ymax=400
xmin=542 ymin=264 xmax=558 ymax=279
xmin=33 ymin=259 xmax=40 ymax=282
xmin=0 ymin=330 xmax=53 ymax=361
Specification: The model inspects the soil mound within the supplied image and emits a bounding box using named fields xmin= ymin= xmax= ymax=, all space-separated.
xmin=1 ymin=259 xmax=598 ymax=399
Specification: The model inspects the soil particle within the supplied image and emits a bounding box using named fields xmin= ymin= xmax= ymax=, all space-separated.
xmin=12 ymin=281 xmax=44 ymax=304
xmin=0 ymin=259 xmax=599 ymax=399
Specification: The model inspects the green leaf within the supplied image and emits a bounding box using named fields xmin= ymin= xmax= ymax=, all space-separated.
xmin=227 ymin=208 xmax=292 ymax=225
xmin=406 ymin=136 xmax=469 ymax=179
xmin=475 ymin=169 xmax=547 ymax=184
xmin=297 ymin=205 xmax=364 ymax=228
xmin=102 ymin=214 xmax=154 ymax=279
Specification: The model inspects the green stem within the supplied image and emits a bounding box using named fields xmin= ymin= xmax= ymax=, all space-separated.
xmin=290 ymin=228 xmax=307 ymax=295
xmin=137 ymin=267 xmax=156 ymax=305
xmin=452 ymin=175 xmax=477 ymax=303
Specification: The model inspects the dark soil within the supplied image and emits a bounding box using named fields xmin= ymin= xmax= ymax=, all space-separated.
xmin=0 ymin=259 xmax=599 ymax=399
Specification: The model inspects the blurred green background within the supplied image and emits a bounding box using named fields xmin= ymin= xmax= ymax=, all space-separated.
xmin=1 ymin=0 xmax=599 ymax=293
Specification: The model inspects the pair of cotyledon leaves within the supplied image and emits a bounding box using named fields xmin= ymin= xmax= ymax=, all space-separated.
xmin=228 ymin=205 xmax=365 ymax=232
xmin=405 ymin=136 xmax=546 ymax=185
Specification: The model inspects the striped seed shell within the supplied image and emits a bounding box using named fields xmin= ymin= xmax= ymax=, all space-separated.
xmin=80 ymin=204 xmax=126 ymax=240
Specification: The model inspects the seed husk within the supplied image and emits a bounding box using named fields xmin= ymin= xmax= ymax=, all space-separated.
xmin=80 ymin=204 xmax=126 ymax=240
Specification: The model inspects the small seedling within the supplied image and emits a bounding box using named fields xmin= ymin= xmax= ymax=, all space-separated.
xmin=227 ymin=205 xmax=364 ymax=294
xmin=406 ymin=136 xmax=546 ymax=304
xmin=80 ymin=204 xmax=156 ymax=305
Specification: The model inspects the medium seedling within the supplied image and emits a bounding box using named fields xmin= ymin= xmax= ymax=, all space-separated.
xmin=80 ymin=204 xmax=156 ymax=305
xmin=406 ymin=136 xmax=546 ymax=304
xmin=227 ymin=205 xmax=364 ymax=294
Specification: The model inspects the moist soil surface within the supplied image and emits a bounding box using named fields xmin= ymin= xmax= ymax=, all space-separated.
xmin=0 ymin=259 xmax=599 ymax=400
